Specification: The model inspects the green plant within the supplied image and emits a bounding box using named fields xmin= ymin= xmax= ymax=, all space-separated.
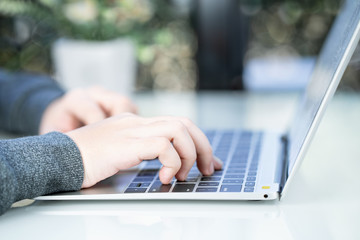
xmin=0 ymin=0 xmax=155 ymax=41
xmin=0 ymin=0 xmax=198 ymax=90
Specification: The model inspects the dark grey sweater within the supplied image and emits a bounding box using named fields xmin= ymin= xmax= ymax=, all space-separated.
xmin=0 ymin=70 xmax=84 ymax=215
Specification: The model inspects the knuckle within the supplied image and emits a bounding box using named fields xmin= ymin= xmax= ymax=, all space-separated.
xmin=112 ymin=113 xmax=137 ymax=124
xmin=85 ymin=111 xmax=104 ymax=122
xmin=172 ymin=120 xmax=187 ymax=134
xmin=156 ymin=137 xmax=171 ymax=152
xmin=174 ymin=160 xmax=182 ymax=170
xmin=190 ymin=151 xmax=197 ymax=162
xmin=179 ymin=117 xmax=193 ymax=127
xmin=65 ymin=88 xmax=86 ymax=101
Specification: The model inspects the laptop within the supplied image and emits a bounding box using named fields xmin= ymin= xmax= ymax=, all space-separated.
xmin=37 ymin=0 xmax=360 ymax=201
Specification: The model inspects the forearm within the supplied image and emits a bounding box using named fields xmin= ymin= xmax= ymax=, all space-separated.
xmin=0 ymin=132 xmax=84 ymax=215
xmin=0 ymin=69 xmax=65 ymax=135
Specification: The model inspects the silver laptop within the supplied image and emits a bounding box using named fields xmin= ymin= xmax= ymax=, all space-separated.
xmin=37 ymin=0 xmax=360 ymax=201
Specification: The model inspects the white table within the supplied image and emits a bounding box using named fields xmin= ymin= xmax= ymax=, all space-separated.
xmin=1 ymin=91 xmax=360 ymax=240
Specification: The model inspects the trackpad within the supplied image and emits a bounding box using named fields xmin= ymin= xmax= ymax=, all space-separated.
xmin=80 ymin=170 xmax=138 ymax=195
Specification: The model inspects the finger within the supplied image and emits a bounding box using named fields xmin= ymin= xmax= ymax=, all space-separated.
xmin=137 ymin=137 xmax=181 ymax=184
xmin=121 ymin=121 xmax=197 ymax=181
xmin=144 ymin=116 xmax=215 ymax=176
xmin=179 ymin=117 xmax=215 ymax=175
xmin=213 ymin=156 xmax=223 ymax=170
xmin=65 ymin=95 xmax=106 ymax=125
xmin=88 ymin=87 xmax=138 ymax=116
xmin=110 ymin=95 xmax=138 ymax=115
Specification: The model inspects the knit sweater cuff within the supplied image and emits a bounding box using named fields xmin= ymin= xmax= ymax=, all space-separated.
xmin=0 ymin=132 xmax=84 ymax=215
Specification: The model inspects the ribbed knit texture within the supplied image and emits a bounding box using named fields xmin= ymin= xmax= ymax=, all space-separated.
xmin=0 ymin=132 xmax=84 ymax=215
xmin=0 ymin=69 xmax=84 ymax=215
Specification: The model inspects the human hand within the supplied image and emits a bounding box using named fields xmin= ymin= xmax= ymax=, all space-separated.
xmin=39 ymin=86 xmax=137 ymax=134
xmin=65 ymin=113 xmax=223 ymax=188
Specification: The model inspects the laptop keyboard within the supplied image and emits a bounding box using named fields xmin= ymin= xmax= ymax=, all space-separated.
xmin=125 ymin=130 xmax=262 ymax=193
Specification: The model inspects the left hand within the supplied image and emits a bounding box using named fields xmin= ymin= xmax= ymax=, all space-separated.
xmin=65 ymin=113 xmax=223 ymax=187
xmin=39 ymin=86 xmax=138 ymax=134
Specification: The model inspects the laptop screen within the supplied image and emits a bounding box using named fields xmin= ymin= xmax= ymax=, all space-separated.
xmin=287 ymin=0 xmax=360 ymax=178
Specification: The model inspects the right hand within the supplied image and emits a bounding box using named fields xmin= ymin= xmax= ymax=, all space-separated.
xmin=65 ymin=113 xmax=223 ymax=188
xmin=39 ymin=86 xmax=137 ymax=134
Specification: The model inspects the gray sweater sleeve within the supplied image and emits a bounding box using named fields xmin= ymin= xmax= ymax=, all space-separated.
xmin=0 ymin=132 xmax=84 ymax=215
xmin=0 ymin=69 xmax=65 ymax=135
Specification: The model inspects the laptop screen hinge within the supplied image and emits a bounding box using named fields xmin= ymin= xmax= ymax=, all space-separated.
xmin=279 ymin=135 xmax=289 ymax=195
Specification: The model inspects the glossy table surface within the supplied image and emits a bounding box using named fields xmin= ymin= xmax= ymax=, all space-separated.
xmin=1 ymin=91 xmax=360 ymax=240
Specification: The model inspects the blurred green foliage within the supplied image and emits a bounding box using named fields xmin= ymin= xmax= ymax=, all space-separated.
xmin=0 ymin=0 xmax=197 ymax=90
xmin=0 ymin=0 xmax=358 ymax=90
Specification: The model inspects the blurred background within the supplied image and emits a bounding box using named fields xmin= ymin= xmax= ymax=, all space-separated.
xmin=0 ymin=0 xmax=359 ymax=92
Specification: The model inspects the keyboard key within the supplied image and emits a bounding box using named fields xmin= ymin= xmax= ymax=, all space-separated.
xmin=212 ymin=170 xmax=224 ymax=176
xmin=224 ymin=174 xmax=244 ymax=179
xmin=125 ymin=188 xmax=147 ymax=193
xmin=156 ymin=176 xmax=175 ymax=182
xmin=149 ymin=184 xmax=172 ymax=193
xmin=129 ymin=182 xmax=151 ymax=188
xmin=236 ymin=145 xmax=251 ymax=149
xmin=247 ymin=172 xmax=257 ymax=176
xmin=222 ymin=179 xmax=243 ymax=184
xmin=226 ymin=169 xmax=246 ymax=173
xmin=201 ymin=176 xmax=221 ymax=181
xmin=230 ymin=158 xmax=248 ymax=164
xmin=232 ymin=151 xmax=249 ymax=156
xmin=220 ymin=185 xmax=242 ymax=192
xmin=253 ymin=153 xmax=260 ymax=159
xmin=229 ymin=163 xmax=247 ymax=168
xmin=145 ymin=160 xmax=162 ymax=167
xmin=246 ymin=177 xmax=256 ymax=181
xmin=177 ymin=177 xmax=198 ymax=183
xmin=198 ymin=182 xmax=219 ymax=187
xmin=244 ymin=187 xmax=255 ymax=192
xmin=137 ymin=170 xmax=158 ymax=177
xmin=172 ymin=184 xmax=195 ymax=192
xmin=245 ymin=182 xmax=255 ymax=187
xmin=133 ymin=177 xmax=154 ymax=182
xmin=153 ymin=180 xmax=174 ymax=184
xmin=142 ymin=161 xmax=160 ymax=168
xmin=187 ymin=173 xmax=201 ymax=178
xmin=196 ymin=188 xmax=218 ymax=192
xmin=185 ymin=177 xmax=199 ymax=182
